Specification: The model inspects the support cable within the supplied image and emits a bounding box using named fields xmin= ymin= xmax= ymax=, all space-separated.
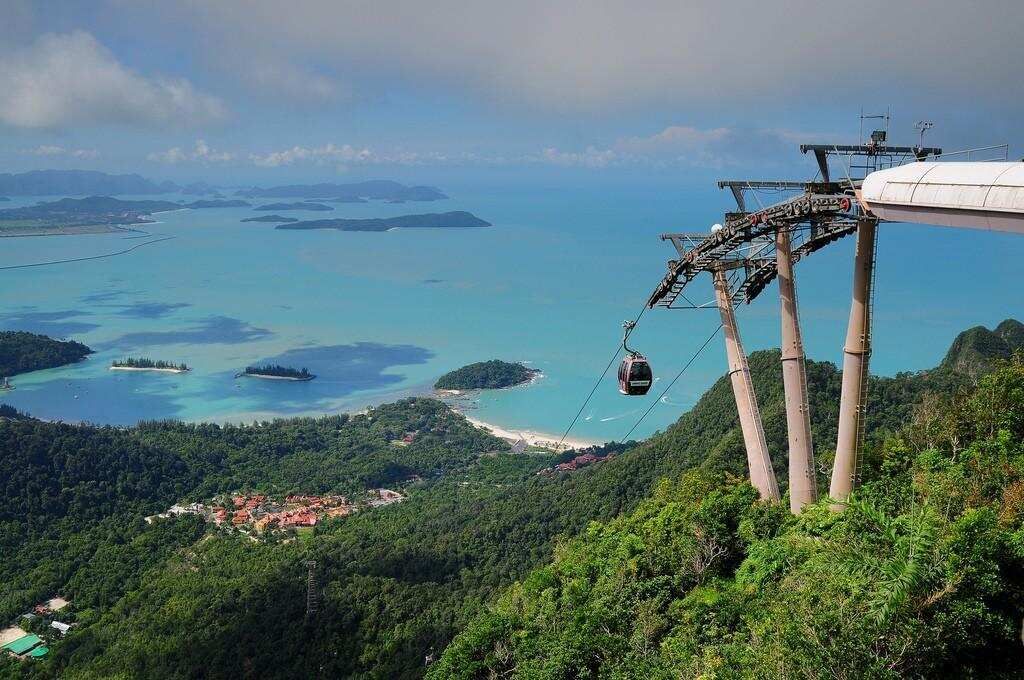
xmin=557 ymin=304 xmax=648 ymax=448
xmin=619 ymin=321 xmax=724 ymax=442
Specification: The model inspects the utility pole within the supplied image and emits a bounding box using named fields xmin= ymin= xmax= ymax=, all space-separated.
xmin=776 ymin=228 xmax=817 ymax=512
xmin=712 ymin=267 xmax=780 ymax=502
xmin=830 ymin=218 xmax=877 ymax=507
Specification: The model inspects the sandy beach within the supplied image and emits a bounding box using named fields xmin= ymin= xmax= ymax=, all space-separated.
xmin=110 ymin=366 xmax=189 ymax=374
xmin=463 ymin=414 xmax=597 ymax=452
xmin=236 ymin=372 xmax=314 ymax=381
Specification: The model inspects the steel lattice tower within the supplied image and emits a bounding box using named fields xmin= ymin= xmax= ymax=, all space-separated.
xmin=305 ymin=560 xmax=318 ymax=621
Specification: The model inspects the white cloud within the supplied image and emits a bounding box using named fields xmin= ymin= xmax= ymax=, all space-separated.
xmin=23 ymin=145 xmax=100 ymax=160
xmin=522 ymin=125 xmax=846 ymax=170
xmin=0 ymin=31 xmax=227 ymax=129
xmin=142 ymin=123 xmax=840 ymax=171
xmin=148 ymin=139 xmax=234 ymax=164
xmin=147 ymin=147 xmax=188 ymax=164
xmin=616 ymin=126 xmax=732 ymax=155
xmin=533 ymin=146 xmax=618 ymax=169
xmin=249 ymin=143 xmax=374 ymax=167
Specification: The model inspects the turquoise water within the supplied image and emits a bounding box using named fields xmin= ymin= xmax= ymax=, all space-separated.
xmin=2 ymin=180 xmax=1023 ymax=442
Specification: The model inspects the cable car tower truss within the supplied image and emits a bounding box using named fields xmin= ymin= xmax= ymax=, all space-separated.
xmin=646 ymin=138 xmax=942 ymax=512
xmin=649 ymin=137 xmax=941 ymax=310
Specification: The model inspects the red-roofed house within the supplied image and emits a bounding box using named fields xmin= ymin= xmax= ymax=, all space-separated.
xmin=244 ymin=495 xmax=265 ymax=510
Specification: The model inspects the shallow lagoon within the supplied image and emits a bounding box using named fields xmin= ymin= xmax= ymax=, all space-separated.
xmin=1 ymin=180 xmax=1022 ymax=441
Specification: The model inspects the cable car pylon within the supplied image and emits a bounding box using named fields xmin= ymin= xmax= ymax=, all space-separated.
xmin=646 ymin=132 xmax=941 ymax=511
xmin=829 ymin=217 xmax=877 ymax=507
xmin=775 ymin=228 xmax=817 ymax=512
xmin=712 ymin=265 xmax=780 ymax=502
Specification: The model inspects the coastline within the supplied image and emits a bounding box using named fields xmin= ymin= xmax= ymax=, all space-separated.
xmin=0 ymin=224 xmax=132 ymax=238
xmin=462 ymin=413 xmax=597 ymax=452
xmin=110 ymin=366 xmax=189 ymax=374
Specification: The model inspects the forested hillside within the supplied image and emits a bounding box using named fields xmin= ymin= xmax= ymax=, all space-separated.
xmin=0 ymin=399 xmax=508 ymax=627
xmin=431 ymin=355 xmax=1024 ymax=678
xmin=0 ymin=331 xmax=92 ymax=377
xmin=0 ymin=321 xmax=1016 ymax=678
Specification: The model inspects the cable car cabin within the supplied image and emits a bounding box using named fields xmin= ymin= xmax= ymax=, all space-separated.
xmin=618 ymin=355 xmax=652 ymax=396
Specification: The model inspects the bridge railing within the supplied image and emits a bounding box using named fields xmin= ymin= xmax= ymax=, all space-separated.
xmin=928 ymin=144 xmax=1009 ymax=162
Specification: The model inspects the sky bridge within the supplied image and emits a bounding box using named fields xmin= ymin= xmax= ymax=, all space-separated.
xmin=648 ymin=133 xmax=1024 ymax=514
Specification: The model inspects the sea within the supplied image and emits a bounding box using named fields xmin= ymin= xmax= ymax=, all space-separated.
xmin=2 ymin=178 xmax=1022 ymax=443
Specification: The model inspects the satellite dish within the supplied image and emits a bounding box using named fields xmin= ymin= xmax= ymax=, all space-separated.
xmin=711 ymin=223 xmax=723 ymax=233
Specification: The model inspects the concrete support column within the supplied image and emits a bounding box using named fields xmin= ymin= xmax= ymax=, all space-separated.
xmin=713 ymin=267 xmax=781 ymax=502
xmin=776 ymin=228 xmax=817 ymax=513
xmin=829 ymin=218 xmax=878 ymax=506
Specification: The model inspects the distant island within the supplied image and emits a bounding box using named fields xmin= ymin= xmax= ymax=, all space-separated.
xmin=180 ymin=181 xmax=218 ymax=195
xmin=0 ymin=195 xmax=183 ymax=236
xmin=435 ymin=360 xmax=539 ymax=390
xmin=0 ymin=169 xmax=181 ymax=196
xmin=0 ymin=196 xmax=260 ymax=236
xmin=0 ymin=171 xmax=448 ymax=204
xmin=0 ymin=197 xmax=9 ymax=202
xmin=111 ymin=357 xmax=190 ymax=373
xmin=0 ymin=331 xmax=92 ymax=377
xmin=240 ymin=215 xmax=299 ymax=223
xmin=239 ymin=364 xmax=316 ymax=381
xmin=185 ymin=199 xmax=250 ymax=209
xmin=277 ymin=211 xmax=491 ymax=232
xmin=254 ymin=202 xmax=334 ymax=212
xmin=235 ymin=180 xmax=447 ymax=202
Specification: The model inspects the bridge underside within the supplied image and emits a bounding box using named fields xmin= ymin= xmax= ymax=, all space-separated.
xmin=864 ymin=202 xmax=1024 ymax=234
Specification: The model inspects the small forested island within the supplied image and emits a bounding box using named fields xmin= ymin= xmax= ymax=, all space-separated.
xmin=185 ymin=199 xmax=250 ymax=209
xmin=277 ymin=210 xmax=491 ymax=232
xmin=236 ymin=180 xmax=447 ymax=202
xmin=0 ymin=331 xmax=92 ymax=377
xmin=239 ymin=364 xmax=316 ymax=381
xmin=110 ymin=357 xmax=190 ymax=373
xmin=240 ymin=215 xmax=299 ymax=223
xmin=254 ymin=202 xmax=334 ymax=212
xmin=435 ymin=359 xmax=539 ymax=390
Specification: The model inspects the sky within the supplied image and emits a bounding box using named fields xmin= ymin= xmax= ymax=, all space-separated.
xmin=0 ymin=0 xmax=1022 ymax=185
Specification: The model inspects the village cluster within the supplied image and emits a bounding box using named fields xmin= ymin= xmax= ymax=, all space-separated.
xmin=1 ymin=597 xmax=73 ymax=661
xmin=537 ymin=450 xmax=615 ymax=476
xmin=147 ymin=489 xmax=405 ymax=534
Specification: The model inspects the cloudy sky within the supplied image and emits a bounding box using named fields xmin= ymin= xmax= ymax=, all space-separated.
xmin=2 ymin=0 xmax=1022 ymax=183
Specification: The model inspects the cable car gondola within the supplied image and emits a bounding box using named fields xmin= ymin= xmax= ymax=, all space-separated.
xmin=618 ymin=320 xmax=653 ymax=396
